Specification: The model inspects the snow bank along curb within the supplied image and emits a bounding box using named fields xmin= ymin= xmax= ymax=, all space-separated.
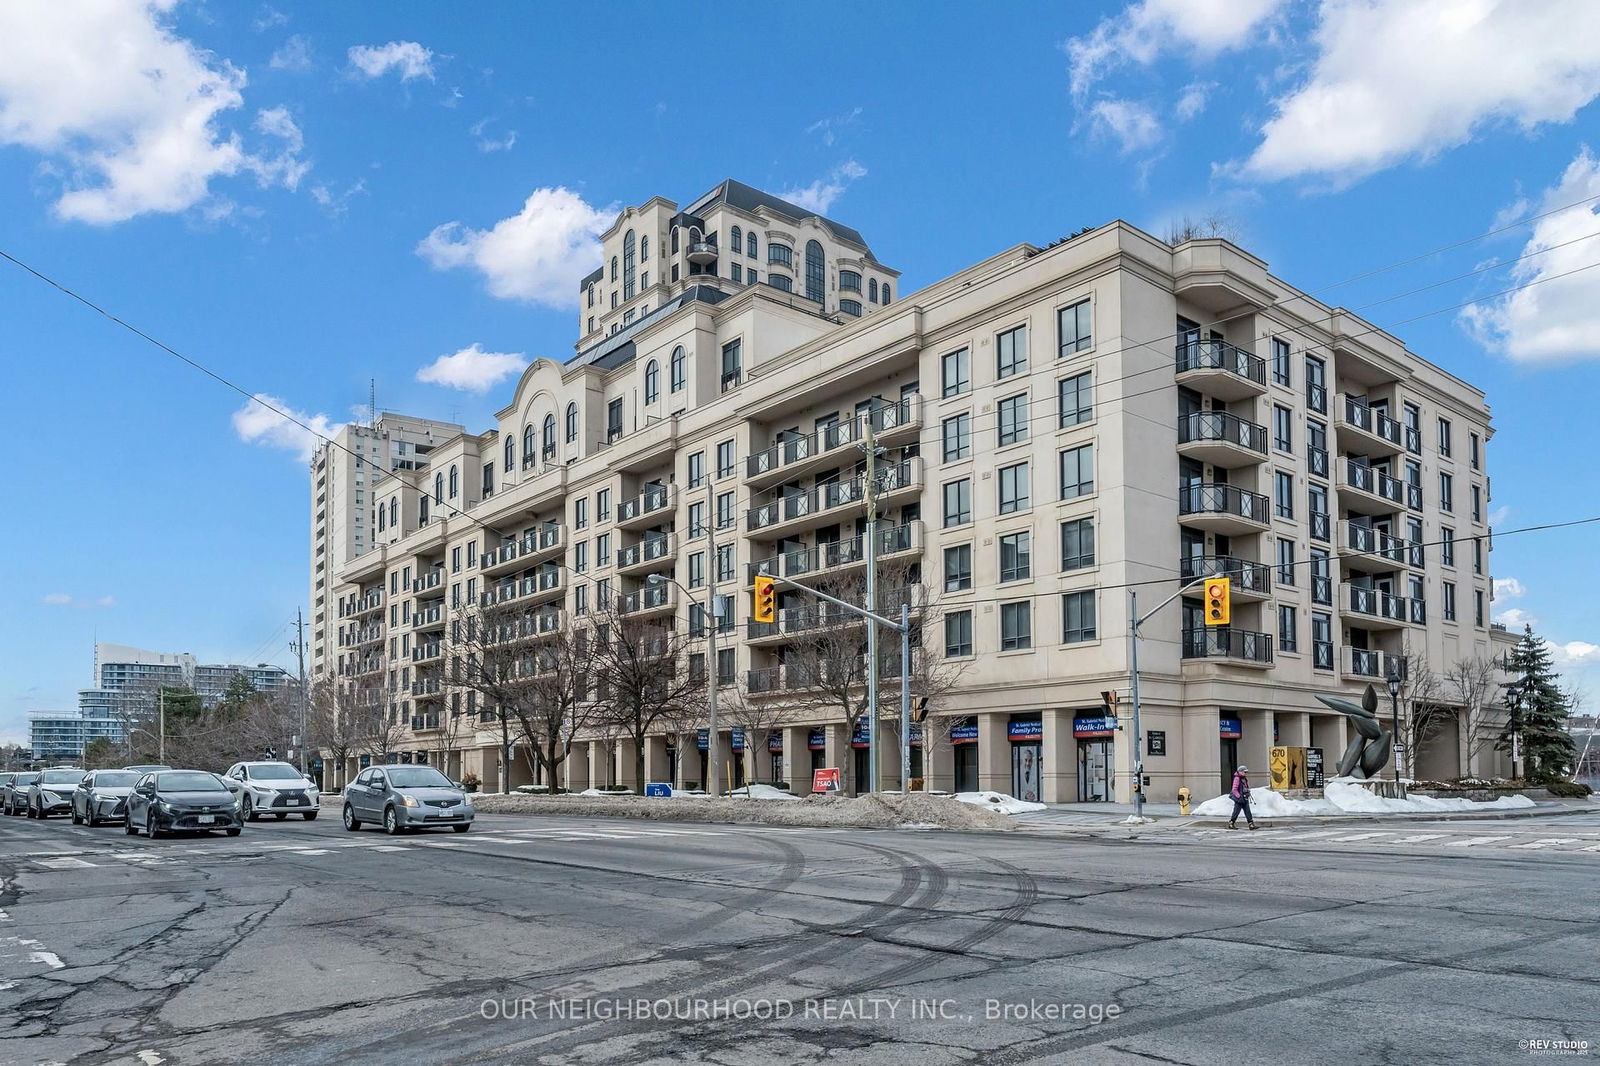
xmin=1191 ymin=777 xmax=1542 ymax=820
xmin=471 ymin=791 xmax=1017 ymax=831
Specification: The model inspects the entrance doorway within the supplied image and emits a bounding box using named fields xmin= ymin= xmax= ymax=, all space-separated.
xmin=1012 ymin=743 xmax=1042 ymax=802
xmin=1078 ymin=738 xmax=1111 ymax=801
xmin=853 ymin=746 xmax=870 ymax=796
xmin=954 ymin=743 xmax=979 ymax=792
xmin=1220 ymin=738 xmax=1239 ymax=795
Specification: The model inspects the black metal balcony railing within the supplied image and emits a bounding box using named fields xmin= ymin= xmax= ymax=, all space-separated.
xmin=1406 ymin=482 xmax=1423 ymax=511
xmin=1346 ymin=585 xmax=1409 ymax=622
xmin=721 ymin=370 xmax=742 ymax=393
xmin=1312 ymin=574 xmax=1333 ymax=605
xmin=1342 ymin=396 xmax=1403 ymax=447
xmin=1310 ymin=511 xmax=1331 ymax=542
xmin=1179 ymin=556 xmax=1272 ymax=596
xmin=1404 ymin=426 xmax=1422 ymax=455
xmin=1307 ymin=382 xmax=1327 ymax=414
xmin=412 ymin=570 xmax=443 ymax=594
xmin=1308 ymin=447 xmax=1329 ymax=478
xmin=1345 ymin=524 xmax=1408 ymax=564
xmin=1313 ymin=640 xmax=1335 ymax=670
xmin=1175 ymin=339 xmax=1266 ymax=387
xmin=618 ymin=485 xmax=671 ymax=523
xmin=748 ymin=461 xmax=916 ymax=532
xmin=1181 ymin=628 xmax=1274 ymax=664
xmin=1178 ymin=411 xmax=1268 ymax=453
xmin=746 ymin=523 xmax=916 ymax=584
xmin=1178 ymin=483 xmax=1270 ymax=524
xmin=1342 ymin=460 xmax=1404 ymax=505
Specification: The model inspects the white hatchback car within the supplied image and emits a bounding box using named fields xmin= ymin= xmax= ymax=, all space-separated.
xmin=222 ymin=761 xmax=321 ymax=821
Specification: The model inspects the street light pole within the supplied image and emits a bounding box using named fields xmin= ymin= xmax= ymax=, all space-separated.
xmin=649 ymin=572 xmax=717 ymax=796
xmin=1386 ymin=671 xmax=1403 ymax=783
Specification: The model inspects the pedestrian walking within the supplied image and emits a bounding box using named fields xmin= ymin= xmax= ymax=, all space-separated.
xmin=1228 ymin=765 xmax=1258 ymax=830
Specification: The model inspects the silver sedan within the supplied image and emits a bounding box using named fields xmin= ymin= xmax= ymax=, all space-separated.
xmin=72 ymin=769 xmax=143 ymax=827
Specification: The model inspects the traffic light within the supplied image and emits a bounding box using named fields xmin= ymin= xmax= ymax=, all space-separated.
xmin=912 ymin=696 xmax=930 ymax=722
xmin=1204 ymin=577 xmax=1231 ymax=626
xmin=752 ymin=575 xmax=776 ymax=624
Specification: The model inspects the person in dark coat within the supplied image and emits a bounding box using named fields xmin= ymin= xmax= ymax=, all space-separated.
xmin=1228 ymin=765 xmax=1258 ymax=829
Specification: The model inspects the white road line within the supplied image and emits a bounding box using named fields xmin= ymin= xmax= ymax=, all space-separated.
xmin=1386 ymin=834 xmax=1449 ymax=844
xmin=285 ymin=849 xmax=332 ymax=856
xmin=0 ymin=936 xmax=64 ymax=969
xmin=371 ymin=845 xmax=409 ymax=852
xmin=136 ymin=1051 xmax=166 ymax=1065
xmin=1507 ymin=838 xmax=1580 ymax=850
xmin=1443 ymin=836 xmax=1512 ymax=848
xmin=1327 ymin=832 xmax=1394 ymax=842
xmin=1579 ymin=844 xmax=1600 ymax=852
xmin=35 ymin=857 xmax=96 ymax=869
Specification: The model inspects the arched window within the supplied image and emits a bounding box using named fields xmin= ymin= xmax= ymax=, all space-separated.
xmin=670 ymin=345 xmax=686 ymax=392
xmin=433 ymin=473 xmax=444 ymax=503
xmin=644 ymin=359 xmax=660 ymax=405
xmin=503 ymin=436 xmax=514 ymax=472
xmin=378 ymin=504 xmax=386 ymax=531
xmin=746 ymin=233 xmax=757 ymax=260
xmin=542 ymin=413 xmax=556 ymax=456
xmin=419 ymin=495 xmax=429 ymax=523
xmin=768 ymin=273 xmax=793 ymax=293
xmin=565 ymin=402 xmax=578 ymax=442
xmin=389 ymin=498 xmax=397 ymax=527
xmin=881 ymin=282 xmax=891 ymax=304
xmin=522 ymin=424 xmax=534 ymax=462
xmin=623 ymin=230 xmax=637 ymax=300
xmin=730 ymin=226 xmax=743 ymax=254
xmin=449 ymin=464 xmax=459 ymax=499
xmin=610 ymin=256 xmax=618 ymax=282
xmin=805 ymin=240 xmax=825 ymax=303
xmin=670 ymin=227 xmax=679 ymax=254
xmin=869 ymin=278 xmax=878 ymax=303
xmin=640 ymin=235 xmax=649 ymax=262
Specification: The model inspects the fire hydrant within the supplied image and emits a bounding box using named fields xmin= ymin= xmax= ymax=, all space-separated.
xmin=1178 ymin=787 xmax=1192 ymax=816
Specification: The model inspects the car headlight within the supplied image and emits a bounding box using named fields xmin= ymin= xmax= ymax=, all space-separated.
xmin=42 ymin=791 xmax=61 ymax=803
xmin=461 ymin=793 xmax=474 ymax=806
xmin=399 ymin=794 xmax=419 ymax=808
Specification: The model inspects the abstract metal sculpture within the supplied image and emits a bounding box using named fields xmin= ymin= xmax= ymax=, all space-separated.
xmin=1314 ymin=683 xmax=1394 ymax=779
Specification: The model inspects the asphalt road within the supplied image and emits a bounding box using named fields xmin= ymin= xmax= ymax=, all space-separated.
xmin=1 ymin=806 xmax=1596 ymax=1065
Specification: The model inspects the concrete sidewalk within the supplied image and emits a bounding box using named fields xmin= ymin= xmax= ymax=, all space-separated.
xmin=1013 ymin=796 xmax=1596 ymax=833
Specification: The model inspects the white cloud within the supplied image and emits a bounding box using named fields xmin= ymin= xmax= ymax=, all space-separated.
xmin=1066 ymin=0 xmax=1284 ymax=100
xmin=806 ymin=106 xmax=863 ymax=147
xmin=310 ymin=178 xmax=366 ymax=216
xmin=347 ymin=41 xmax=435 ymax=82
xmin=780 ymin=160 xmax=868 ymax=215
xmin=1460 ymin=148 xmax=1600 ymax=364
xmin=1495 ymin=607 xmax=1540 ymax=629
xmin=269 ymin=34 xmax=313 ymax=72
xmin=1242 ymin=0 xmax=1600 ymax=183
xmin=1552 ymin=640 xmax=1600 ymax=668
xmin=232 ymin=393 xmax=342 ymax=462
xmin=252 ymin=6 xmax=288 ymax=32
xmin=470 ymin=118 xmax=515 ymax=152
xmin=41 ymin=593 xmax=116 ymax=609
xmin=249 ymin=106 xmax=309 ymax=190
xmin=1488 ymin=504 xmax=1512 ymax=528
xmin=1494 ymin=577 xmax=1527 ymax=600
xmin=415 ymin=343 xmax=528 ymax=394
xmin=1088 ymin=98 xmax=1163 ymax=153
xmin=0 ymin=0 xmax=306 ymax=224
xmin=1175 ymin=80 xmax=1214 ymax=121
xmin=417 ymin=186 xmax=612 ymax=308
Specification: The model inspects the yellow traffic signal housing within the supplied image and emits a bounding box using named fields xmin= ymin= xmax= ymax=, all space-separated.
xmin=1204 ymin=577 xmax=1231 ymax=626
xmin=752 ymin=575 xmax=776 ymax=624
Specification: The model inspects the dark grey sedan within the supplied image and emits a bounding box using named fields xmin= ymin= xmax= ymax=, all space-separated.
xmin=72 ymin=769 xmax=143 ymax=826
xmin=124 ymin=771 xmax=243 ymax=838
xmin=342 ymin=765 xmax=474 ymax=835
xmin=2 ymin=772 xmax=39 ymax=815
xmin=27 ymin=769 xmax=86 ymax=818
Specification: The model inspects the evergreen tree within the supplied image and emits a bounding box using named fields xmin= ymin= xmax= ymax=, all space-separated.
xmin=1498 ymin=625 xmax=1575 ymax=782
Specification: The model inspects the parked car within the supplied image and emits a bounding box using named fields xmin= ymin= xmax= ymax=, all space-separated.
xmin=2 ymin=772 xmax=40 ymax=815
xmin=124 ymin=770 xmax=242 ymax=838
xmin=27 ymin=769 xmax=86 ymax=819
xmin=124 ymin=765 xmax=173 ymax=774
xmin=221 ymin=761 xmax=320 ymax=821
xmin=72 ymin=769 xmax=144 ymax=826
xmin=342 ymin=765 xmax=473 ymax=835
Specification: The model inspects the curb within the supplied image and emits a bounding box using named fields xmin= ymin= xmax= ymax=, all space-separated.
xmin=1010 ymin=802 xmax=1595 ymax=836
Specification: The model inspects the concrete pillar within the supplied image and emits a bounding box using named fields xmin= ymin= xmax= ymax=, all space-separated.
xmin=643 ymin=735 xmax=671 ymax=786
xmin=877 ymin=724 xmax=904 ymax=792
xmin=568 ymin=742 xmax=591 ymax=792
xmin=926 ymin=724 xmax=955 ymax=793
xmin=1183 ymin=710 xmax=1222 ymax=801
xmin=1042 ymin=709 xmax=1075 ymax=803
xmin=615 ymin=739 xmax=640 ymax=791
xmin=826 ymin=723 xmax=851 ymax=790
xmin=1277 ymin=711 xmax=1311 ymax=747
xmin=1240 ymin=709 xmax=1273 ymax=782
xmin=1310 ymin=714 xmax=1348 ymax=779
xmin=783 ymin=726 xmax=809 ymax=790
xmin=977 ymin=712 xmax=1009 ymax=794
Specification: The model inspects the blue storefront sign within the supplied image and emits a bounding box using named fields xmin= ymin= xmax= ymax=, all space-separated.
xmin=1008 ymin=719 xmax=1043 ymax=742
xmin=1073 ymin=715 xmax=1116 ymax=738
xmin=1219 ymin=717 xmax=1242 ymax=739
xmin=808 ymin=728 xmax=827 ymax=751
xmin=950 ymin=721 xmax=979 ymax=744
xmin=696 ymin=728 xmax=746 ymax=752
xmin=768 ymin=732 xmax=783 ymax=752
xmin=851 ymin=722 xmax=871 ymax=749
xmin=697 ymin=728 xmax=708 ymax=751
xmin=909 ymin=724 xmax=923 ymax=747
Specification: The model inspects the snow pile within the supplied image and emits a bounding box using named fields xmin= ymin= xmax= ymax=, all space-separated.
xmin=473 ymin=790 xmax=1016 ymax=830
xmin=726 ymin=784 xmax=800 ymax=801
xmin=954 ymin=791 xmax=1047 ymax=816
xmin=1192 ymin=778 xmax=1539 ymax=819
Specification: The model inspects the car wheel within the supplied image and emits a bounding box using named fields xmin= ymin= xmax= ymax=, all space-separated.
xmin=125 ymin=810 xmax=137 ymax=836
xmin=303 ymin=811 xmax=318 ymax=821
xmin=342 ymin=805 xmax=361 ymax=831
xmin=26 ymin=800 xmax=37 ymax=819
xmin=274 ymin=813 xmax=288 ymax=821
xmin=146 ymin=811 xmax=163 ymax=840
xmin=453 ymin=824 xmax=471 ymax=834
xmin=240 ymin=796 xmax=255 ymax=822
xmin=225 ymin=827 xmax=241 ymax=837
xmin=383 ymin=806 xmax=401 ymax=836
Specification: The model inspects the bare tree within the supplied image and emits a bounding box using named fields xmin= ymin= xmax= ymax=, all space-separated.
xmin=1164 ymin=211 xmax=1242 ymax=247
xmin=352 ymin=683 xmax=410 ymax=769
xmin=1397 ymin=639 xmax=1454 ymax=779
xmin=506 ymin=621 xmax=591 ymax=793
xmin=717 ymin=677 xmax=796 ymax=790
xmin=308 ymin=679 xmax=369 ymax=788
xmin=446 ymin=596 xmax=551 ymax=792
xmin=583 ymin=596 xmax=706 ymax=792
xmin=1446 ymin=654 xmax=1503 ymax=774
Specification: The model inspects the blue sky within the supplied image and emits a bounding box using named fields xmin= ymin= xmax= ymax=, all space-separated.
xmin=3 ymin=0 xmax=1599 ymax=744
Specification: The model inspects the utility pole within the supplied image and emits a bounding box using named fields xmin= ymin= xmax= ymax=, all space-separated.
xmin=703 ymin=477 xmax=721 ymax=797
xmin=158 ymin=687 xmax=166 ymax=765
xmin=860 ymin=414 xmax=881 ymax=796
xmin=295 ymin=608 xmax=308 ymax=775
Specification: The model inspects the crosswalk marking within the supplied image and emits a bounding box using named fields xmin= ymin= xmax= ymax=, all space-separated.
xmin=34 ymin=857 xmax=93 ymax=869
xmin=1507 ymin=838 xmax=1579 ymax=850
xmin=1441 ymin=836 xmax=1512 ymax=847
xmin=1387 ymin=834 xmax=1449 ymax=844
xmin=1327 ymin=832 xmax=1392 ymax=842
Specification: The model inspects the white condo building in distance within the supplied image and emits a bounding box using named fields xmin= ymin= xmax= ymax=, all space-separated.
xmin=326 ymin=177 xmax=1513 ymax=803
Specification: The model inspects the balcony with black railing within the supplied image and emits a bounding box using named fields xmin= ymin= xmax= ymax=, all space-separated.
xmin=480 ymin=525 xmax=564 ymax=576
xmin=1338 ymin=459 xmax=1404 ymax=514
xmin=747 ymin=460 xmax=921 ymax=538
xmin=1337 ymin=395 xmax=1403 ymax=457
xmin=1177 ymin=410 xmax=1268 ymax=468
xmin=745 ymin=586 xmax=918 ymax=643
xmin=617 ymin=484 xmax=674 ymax=529
xmin=1339 ymin=522 xmax=1410 ymax=572
xmin=1175 ymin=338 xmax=1267 ymax=399
xmin=1341 ymin=585 xmax=1412 ymax=629
xmin=1348 ymin=648 xmax=1407 ymax=680
xmin=745 ymin=521 xmax=921 ymax=586
xmin=412 ymin=569 xmax=444 ymax=595
xmin=1178 ymin=482 xmax=1270 ymax=534
xmin=618 ymin=581 xmax=675 ymax=618
xmin=412 ymin=604 xmax=444 ymax=631
xmin=1178 ymin=556 xmax=1272 ymax=599
xmin=617 ymin=533 xmax=676 ymax=577
xmin=1182 ymin=627 xmax=1274 ymax=667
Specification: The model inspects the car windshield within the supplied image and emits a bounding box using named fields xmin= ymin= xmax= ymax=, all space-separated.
xmin=13 ymin=773 xmax=39 ymax=785
xmin=94 ymin=772 xmax=141 ymax=787
xmin=40 ymin=770 xmax=84 ymax=785
xmin=385 ymin=768 xmax=452 ymax=788
xmin=155 ymin=772 xmax=227 ymax=792
xmin=249 ymin=763 xmax=305 ymax=781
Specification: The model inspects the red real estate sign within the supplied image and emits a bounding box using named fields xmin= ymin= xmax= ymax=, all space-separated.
xmin=812 ymin=767 xmax=841 ymax=793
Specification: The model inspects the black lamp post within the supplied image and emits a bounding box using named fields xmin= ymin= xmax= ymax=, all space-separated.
xmin=1386 ymin=669 xmax=1403 ymax=782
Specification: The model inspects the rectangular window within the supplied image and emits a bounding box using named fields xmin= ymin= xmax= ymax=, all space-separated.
xmin=1272 ymin=337 xmax=1291 ymax=386
xmin=1058 ymin=371 xmax=1093 ymax=428
xmin=1439 ymin=472 xmax=1454 ymax=512
xmin=1475 ymin=588 xmax=1485 ymax=627
xmin=575 ymin=584 xmax=588 ymax=615
xmin=451 ymin=546 xmax=461 ymax=573
xmin=596 ymin=534 xmax=611 ymax=566
xmin=1062 ymin=591 xmax=1096 ymax=644
xmin=944 ymin=611 xmax=973 ymax=657
xmin=607 ymin=398 xmax=624 ymax=441
xmin=721 ymin=340 xmax=743 ymax=390
xmin=1060 ymin=517 xmax=1095 ymax=570
xmin=941 ymin=348 xmax=970 ymax=397
xmin=1275 ymin=470 xmax=1295 ymax=519
xmin=997 ymin=394 xmax=1029 ymax=446
xmin=688 ymin=451 xmax=705 ymax=488
xmin=1059 ymin=444 xmax=1095 ymax=500
xmin=597 ymin=489 xmax=612 ymax=521
xmin=730 ymin=262 xmax=742 ymax=283
xmin=1277 ymin=537 xmax=1296 ymax=587
xmin=1000 ymin=601 xmax=1032 ymax=651
xmin=688 ymin=501 xmax=706 ymax=537
xmin=1473 ymin=536 xmax=1483 ymax=575
xmin=716 ymin=491 xmax=735 ymax=530
xmin=716 ymin=544 xmax=734 ymax=583
xmin=1311 ymin=549 xmax=1332 ymax=605
xmin=574 ymin=498 xmax=588 ymax=529
xmin=943 ymin=544 xmax=972 ymax=592
xmin=1278 ymin=604 xmax=1298 ymax=652
xmin=1273 ymin=405 xmax=1293 ymax=452
xmin=1305 ymin=356 xmax=1327 ymax=413
xmin=574 ymin=541 xmax=588 ymax=573
xmin=1471 ymin=484 xmax=1482 ymax=523
xmin=1470 ymin=432 xmax=1480 ymax=470
xmin=1441 ymin=527 xmax=1455 ymax=567
xmin=1058 ymin=298 xmax=1092 ymax=357
xmin=688 ymin=552 xmax=705 ymax=588
xmin=1438 ymin=417 xmax=1452 ymax=457
xmin=998 ymin=462 xmax=1030 ymax=514
xmin=999 ymin=531 xmax=1032 ymax=583
xmin=716 ymin=440 xmax=735 ymax=478
xmin=941 ymin=413 xmax=971 ymax=462
xmin=942 ymin=478 xmax=972 ymax=528
xmin=1443 ymin=581 xmax=1457 ymax=621
xmin=997 ymin=324 xmax=1028 ymax=379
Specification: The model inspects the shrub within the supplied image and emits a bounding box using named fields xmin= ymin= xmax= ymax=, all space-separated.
xmin=1545 ymin=779 xmax=1594 ymax=798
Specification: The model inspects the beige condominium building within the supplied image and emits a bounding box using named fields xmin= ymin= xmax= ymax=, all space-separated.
xmin=326 ymin=178 xmax=1512 ymax=803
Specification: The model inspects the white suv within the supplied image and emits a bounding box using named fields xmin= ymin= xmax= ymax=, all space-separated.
xmin=223 ymin=761 xmax=321 ymax=822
